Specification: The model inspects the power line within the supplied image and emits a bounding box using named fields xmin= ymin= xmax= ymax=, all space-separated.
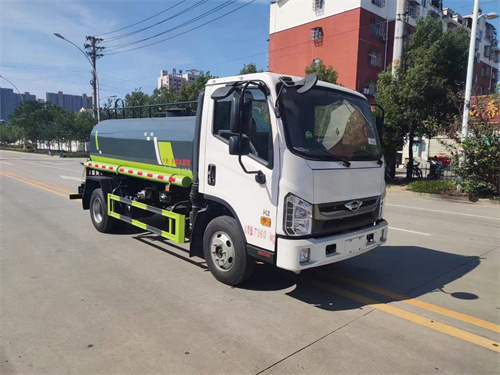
xmin=103 ymin=0 xmax=209 ymax=43
xmin=105 ymin=0 xmax=236 ymax=50
xmin=96 ymin=0 xmax=188 ymax=37
xmin=105 ymin=0 xmax=257 ymax=55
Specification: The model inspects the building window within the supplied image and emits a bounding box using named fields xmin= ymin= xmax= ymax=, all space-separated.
xmin=481 ymin=66 xmax=489 ymax=77
xmin=371 ymin=0 xmax=385 ymax=7
xmin=366 ymin=80 xmax=376 ymax=95
xmin=312 ymin=0 xmax=324 ymax=11
xmin=408 ymin=1 xmax=420 ymax=19
xmin=370 ymin=18 xmax=385 ymax=38
xmin=428 ymin=10 xmax=441 ymax=20
xmin=493 ymin=52 xmax=499 ymax=63
xmin=422 ymin=0 xmax=427 ymax=7
xmin=311 ymin=27 xmax=323 ymax=41
xmin=312 ymin=58 xmax=321 ymax=67
xmin=430 ymin=0 xmax=442 ymax=9
xmin=369 ymin=49 xmax=381 ymax=67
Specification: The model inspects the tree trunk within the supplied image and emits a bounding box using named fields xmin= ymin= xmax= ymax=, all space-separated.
xmin=406 ymin=133 xmax=414 ymax=179
xmin=387 ymin=150 xmax=397 ymax=180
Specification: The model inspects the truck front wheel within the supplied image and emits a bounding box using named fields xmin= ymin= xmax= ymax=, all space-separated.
xmin=90 ymin=188 xmax=116 ymax=233
xmin=203 ymin=216 xmax=254 ymax=286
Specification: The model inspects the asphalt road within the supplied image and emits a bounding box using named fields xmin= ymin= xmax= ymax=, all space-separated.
xmin=0 ymin=150 xmax=499 ymax=375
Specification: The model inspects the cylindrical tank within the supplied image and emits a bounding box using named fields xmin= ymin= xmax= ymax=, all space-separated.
xmin=88 ymin=117 xmax=196 ymax=184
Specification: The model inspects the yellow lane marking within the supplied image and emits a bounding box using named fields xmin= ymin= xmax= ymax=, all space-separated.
xmin=0 ymin=170 xmax=69 ymax=199
xmin=0 ymin=169 xmax=74 ymax=194
xmin=332 ymin=274 xmax=500 ymax=334
xmin=311 ymin=279 xmax=500 ymax=353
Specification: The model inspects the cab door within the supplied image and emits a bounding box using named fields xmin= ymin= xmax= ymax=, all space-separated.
xmin=198 ymin=84 xmax=280 ymax=251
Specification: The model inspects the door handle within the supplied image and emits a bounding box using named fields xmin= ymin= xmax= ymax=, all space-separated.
xmin=208 ymin=164 xmax=216 ymax=186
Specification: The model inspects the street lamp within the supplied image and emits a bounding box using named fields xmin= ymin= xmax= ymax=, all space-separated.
xmin=461 ymin=1 xmax=499 ymax=139
xmin=0 ymin=75 xmax=24 ymax=102
xmin=54 ymin=33 xmax=101 ymax=122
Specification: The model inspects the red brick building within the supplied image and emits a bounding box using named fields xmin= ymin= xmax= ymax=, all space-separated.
xmin=269 ymin=0 xmax=499 ymax=98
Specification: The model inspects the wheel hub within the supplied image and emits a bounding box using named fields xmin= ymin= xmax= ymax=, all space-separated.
xmin=92 ymin=198 xmax=103 ymax=224
xmin=210 ymin=231 xmax=235 ymax=271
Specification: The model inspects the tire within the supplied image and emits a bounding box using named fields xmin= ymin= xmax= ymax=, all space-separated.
xmin=90 ymin=188 xmax=116 ymax=233
xmin=203 ymin=216 xmax=255 ymax=286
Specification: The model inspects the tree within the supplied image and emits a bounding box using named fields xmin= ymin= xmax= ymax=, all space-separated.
xmin=0 ymin=122 xmax=20 ymax=145
xmin=239 ymin=63 xmax=263 ymax=75
xmin=375 ymin=17 xmax=469 ymax=179
xmin=304 ymin=59 xmax=338 ymax=84
xmin=125 ymin=89 xmax=151 ymax=118
xmin=9 ymin=100 xmax=53 ymax=151
xmin=176 ymin=71 xmax=215 ymax=113
xmin=73 ymin=111 xmax=97 ymax=153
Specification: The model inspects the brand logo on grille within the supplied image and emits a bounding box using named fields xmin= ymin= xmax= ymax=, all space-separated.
xmin=344 ymin=200 xmax=363 ymax=211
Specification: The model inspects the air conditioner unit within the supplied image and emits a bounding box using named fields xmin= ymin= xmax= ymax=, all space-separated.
xmin=363 ymin=88 xmax=370 ymax=95
xmin=380 ymin=33 xmax=387 ymax=42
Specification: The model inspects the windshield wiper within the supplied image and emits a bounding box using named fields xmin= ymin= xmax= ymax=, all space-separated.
xmin=350 ymin=150 xmax=383 ymax=165
xmin=293 ymin=147 xmax=351 ymax=167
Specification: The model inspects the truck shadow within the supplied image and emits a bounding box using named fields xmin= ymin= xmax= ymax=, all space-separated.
xmin=116 ymin=220 xmax=482 ymax=312
xmin=242 ymin=246 xmax=481 ymax=312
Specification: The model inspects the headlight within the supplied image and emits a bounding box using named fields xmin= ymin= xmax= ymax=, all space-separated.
xmin=284 ymin=194 xmax=313 ymax=235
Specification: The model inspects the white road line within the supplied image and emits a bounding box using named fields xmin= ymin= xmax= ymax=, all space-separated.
xmin=386 ymin=203 xmax=500 ymax=221
xmin=0 ymin=161 xmax=13 ymax=165
xmin=389 ymin=227 xmax=431 ymax=236
xmin=18 ymin=160 xmax=82 ymax=173
xmin=60 ymin=175 xmax=83 ymax=181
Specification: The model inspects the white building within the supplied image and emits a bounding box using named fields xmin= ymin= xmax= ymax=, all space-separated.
xmin=157 ymin=69 xmax=199 ymax=93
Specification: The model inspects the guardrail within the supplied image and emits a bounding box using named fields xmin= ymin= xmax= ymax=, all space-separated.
xmin=100 ymin=100 xmax=198 ymax=120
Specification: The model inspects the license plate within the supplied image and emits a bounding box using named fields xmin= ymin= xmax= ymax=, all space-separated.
xmin=345 ymin=236 xmax=365 ymax=254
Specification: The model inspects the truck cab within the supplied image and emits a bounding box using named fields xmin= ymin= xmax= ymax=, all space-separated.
xmin=199 ymin=73 xmax=387 ymax=276
xmin=76 ymin=72 xmax=387 ymax=286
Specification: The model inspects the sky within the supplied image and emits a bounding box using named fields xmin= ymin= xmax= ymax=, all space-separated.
xmin=0 ymin=0 xmax=498 ymax=102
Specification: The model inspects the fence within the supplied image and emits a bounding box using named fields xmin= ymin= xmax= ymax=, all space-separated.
xmin=405 ymin=164 xmax=457 ymax=180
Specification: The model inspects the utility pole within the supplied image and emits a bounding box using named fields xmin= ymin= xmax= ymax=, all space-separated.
xmin=84 ymin=36 xmax=104 ymax=121
xmin=392 ymin=0 xmax=407 ymax=76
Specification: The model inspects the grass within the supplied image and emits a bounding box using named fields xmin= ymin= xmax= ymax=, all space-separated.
xmin=407 ymin=179 xmax=457 ymax=195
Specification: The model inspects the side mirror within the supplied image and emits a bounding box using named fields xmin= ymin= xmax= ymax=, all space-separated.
xmin=376 ymin=116 xmax=385 ymax=137
xmin=229 ymin=135 xmax=250 ymax=156
xmin=230 ymin=95 xmax=253 ymax=135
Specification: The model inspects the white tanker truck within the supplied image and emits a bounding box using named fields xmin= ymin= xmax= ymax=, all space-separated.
xmin=71 ymin=72 xmax=388 ymax=286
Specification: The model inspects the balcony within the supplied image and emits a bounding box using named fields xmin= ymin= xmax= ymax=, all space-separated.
xmin=408 ymin=0 xmax=420 ymax=19
xmin=430 ymin=0 xmax=442 ymax=10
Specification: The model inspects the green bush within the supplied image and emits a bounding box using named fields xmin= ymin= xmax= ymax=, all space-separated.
xmin=60 ymin=152 xmax=87 ymax=158
xmin=5 ymin=147 xmax=33 ymax=153
xmin=457 ymin=127 xmax=500 ymax=200
xmin=407 ymin=179 xmax=456 ymax=194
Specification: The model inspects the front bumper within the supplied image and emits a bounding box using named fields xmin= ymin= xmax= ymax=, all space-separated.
xmin=276 ymin=220 xmax=388 ymax=271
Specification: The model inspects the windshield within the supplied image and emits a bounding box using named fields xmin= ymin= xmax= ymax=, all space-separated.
xmin=280 ymin=86 xmax=382 ymax=162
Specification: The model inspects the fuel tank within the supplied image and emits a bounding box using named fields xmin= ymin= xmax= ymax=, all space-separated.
xmin=88 ymin=117 xmax=196 ymax=181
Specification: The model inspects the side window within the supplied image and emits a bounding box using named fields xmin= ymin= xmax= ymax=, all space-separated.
xmin=213 ymin=93 xmax=233 ymax=137
xmin=212 ymin=88 xmax=273 ymax=167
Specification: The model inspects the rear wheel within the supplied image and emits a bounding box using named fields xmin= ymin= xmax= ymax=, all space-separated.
xmin=90 ymin=188 xmax=116 ymax=233
xmin=203 ymin=216 xmax=254 ymax=286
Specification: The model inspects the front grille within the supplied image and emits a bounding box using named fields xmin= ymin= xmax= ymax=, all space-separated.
xmin=311 ymin=195 xmax=381 ymax=236
xmin=312 ymin=212 xmax=377 ymax=236
xmin=319 ymin=198 xmax=377 ymax=214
